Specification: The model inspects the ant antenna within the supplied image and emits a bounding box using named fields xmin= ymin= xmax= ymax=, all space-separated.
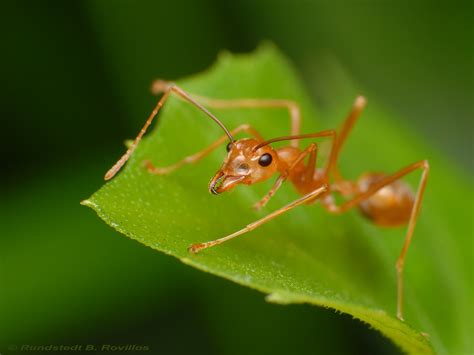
xmin=158 ymin=82 xmax=234 ymax=142
xmin=253 ymin=131 xmax=336 ymax=151
xmin=253 ymin=130 xmax=338 ymax=177
xmin=104 ymin=81 xmax=233 ymax=181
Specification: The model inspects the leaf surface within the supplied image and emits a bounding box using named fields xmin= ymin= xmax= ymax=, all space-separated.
xmin=83 ymin=45 xmax=472 ymax=354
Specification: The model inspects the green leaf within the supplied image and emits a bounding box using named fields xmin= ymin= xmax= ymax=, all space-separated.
xmin=82 ymin=44 xmax=472 ymax=354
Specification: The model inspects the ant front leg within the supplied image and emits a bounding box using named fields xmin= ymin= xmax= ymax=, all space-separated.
xmin=104 ymin=81 xmax=234 ymax=180
xmin=189 ymin=185 xmax=328 ymax=254
xmin=104 ymin=88 xmax=173 ymax=180
xmin=144 ymin=124 xmax=263 ymax=175
xmin=323 ymin=160 xmax=430 ymax=320
xmin=254 ymin=143 xmax=318 ymax=210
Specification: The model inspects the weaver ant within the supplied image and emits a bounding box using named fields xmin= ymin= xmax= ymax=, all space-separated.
xmin=105 ymin=80 xmax=429 ymax=321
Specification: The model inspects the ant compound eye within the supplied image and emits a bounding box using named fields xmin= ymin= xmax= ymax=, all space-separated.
xmin=226 ymin=142 xmax=232 ymax=152
xmin=258 ymin=153 xmax=273 ymax=167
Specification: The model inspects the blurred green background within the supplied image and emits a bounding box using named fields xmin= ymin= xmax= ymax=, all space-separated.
xmin=1 ymin=1 xmax=472 ymax=354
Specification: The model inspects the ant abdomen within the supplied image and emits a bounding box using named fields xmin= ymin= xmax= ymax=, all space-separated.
xmin=357 ymin=173 xmax=415 ymax=227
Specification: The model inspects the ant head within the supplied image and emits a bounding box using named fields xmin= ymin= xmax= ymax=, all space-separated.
xmin=209 ymin=138 xmax=279 ymax=195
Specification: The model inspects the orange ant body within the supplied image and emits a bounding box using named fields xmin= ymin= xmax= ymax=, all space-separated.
xmin=105 ymin=80 xmax=429 ymax=321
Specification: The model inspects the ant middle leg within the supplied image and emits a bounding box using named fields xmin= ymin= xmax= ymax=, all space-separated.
xmin=144 ymin=124 xmax=263 ymax=175
xmin=254 ymin=143 xmax=318 ymax=210
xmin=322 ymin=160 xmax=430 ymax=320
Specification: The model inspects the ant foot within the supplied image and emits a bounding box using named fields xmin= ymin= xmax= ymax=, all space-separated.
xmin=188 ymin=243 xmax=205 ymax=254
xmin=143 ymin=160 xmax=170 ymax=175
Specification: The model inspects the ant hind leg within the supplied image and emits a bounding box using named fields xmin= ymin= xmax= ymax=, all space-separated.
xmin=331 ymin=96 xmax=367 ymax=182
xmin=323 ymin=160 xmax=430 ymax=320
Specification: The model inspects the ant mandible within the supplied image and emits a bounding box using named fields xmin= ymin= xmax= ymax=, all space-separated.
xmin=105 ymin=80 xmax=429 ymax=321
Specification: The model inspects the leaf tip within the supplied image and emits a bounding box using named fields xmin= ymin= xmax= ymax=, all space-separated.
xmin=80 ymin=199 xmax=95 ymax=208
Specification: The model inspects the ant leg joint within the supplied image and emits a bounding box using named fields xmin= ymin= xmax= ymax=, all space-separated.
xmin=396 ymin=259 xmax=404 ymax=273
xmin=151 ymin=79 xmax=175 ymax=95
xmin=143 ymin=160 xmax=174 ymax=175
xmin=328 ymin=205 xmax=337 ymax=213
xmin=355 ymin=95 xmax=367 ymax=108
xmin=323 ymin=195 xmax=339 ymax=213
